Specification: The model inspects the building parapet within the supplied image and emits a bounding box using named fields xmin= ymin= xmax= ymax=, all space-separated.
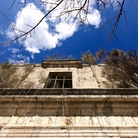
xmin=42 ymin=60 xmax=82 ymax=68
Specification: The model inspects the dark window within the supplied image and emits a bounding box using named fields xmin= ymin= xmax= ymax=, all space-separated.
xmin=44 ymin=72 xmax=72 ymax=88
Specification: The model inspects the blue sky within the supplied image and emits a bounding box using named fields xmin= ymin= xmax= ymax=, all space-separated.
xmin=0 ymin=0 xmax=138 ymax=63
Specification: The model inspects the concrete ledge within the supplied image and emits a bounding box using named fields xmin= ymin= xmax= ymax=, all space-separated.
xmin=42 ymin=60 xmax=82 ymax=68
xmin=0 ymin=88 xmax=138 ymax=95
xmin=1 ymin=95 xmax=138 ymax=102
xmin=1 ymin=126 xmax=138 ymax=137
xmin=0 ymin=89 xmax=138 ymax=102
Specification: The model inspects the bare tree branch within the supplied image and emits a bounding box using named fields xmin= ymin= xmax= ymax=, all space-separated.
xmin=1 ymin=0 xmax=130 ymax=46
xmin=109 ymin=0 xmax=126 ymax=39
xmin=9 ymin=0 xmax=17 ymax=10
xmin=2 ymin=0 xmax=64 ymax=46
xmin=0 ymin=10 xmax=11 ymax=24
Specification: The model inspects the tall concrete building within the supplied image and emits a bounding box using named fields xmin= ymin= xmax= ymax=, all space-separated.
xmin=0 ymin=60 xmax=138 ymax=137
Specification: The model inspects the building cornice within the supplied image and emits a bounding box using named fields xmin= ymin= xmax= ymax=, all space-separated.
xmin=42 ymin=60 xmax=82 ymax=68
xmin=0 ymin=88 xmax=138 ymax=102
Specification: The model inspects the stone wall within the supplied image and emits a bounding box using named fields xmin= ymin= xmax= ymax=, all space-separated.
xmin=0 ymin=89 xmax=138 ymax=137
xmin=14 ymin=64 xmax=110 ymax=88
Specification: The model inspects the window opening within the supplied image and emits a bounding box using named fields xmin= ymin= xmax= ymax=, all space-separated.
xmin=44 ymin=72 xmax=72 ymax=88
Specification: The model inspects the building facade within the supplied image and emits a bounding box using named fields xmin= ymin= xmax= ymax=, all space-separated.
xmin=0 ymin=60 xmax=138 ymax=137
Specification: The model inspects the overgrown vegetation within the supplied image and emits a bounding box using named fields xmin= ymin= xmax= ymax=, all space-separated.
xmin=16 ymin=64 xmax=34 ymax=88
xmin=81 ymin=49 xmax=138 ymax=88
xmin=81 ymin=50 xmax=96 ymax=65
xmin=0 ymin=62 xmax=18 ymax=88
xmin=0 ymin=62 xmax=34 ymax=88
xmin=99 ymin=49 xmax=138 ymax=88
xmin=46 ymin=53 xmax=74 ymax=60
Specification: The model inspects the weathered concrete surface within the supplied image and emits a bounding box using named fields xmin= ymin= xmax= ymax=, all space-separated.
xmin=1 ymin=116 xmax=138 ymax=127
xmin=1 ymin=126 xmax=138 ymax=138
xmin=77 ymin=66 xmax=99 ymax=88
xmin=0 ymin=116 xmax=138 ymax=137
xmin=0 ymin=62 xmax=138 ymax=137
xmin=0 ymin=89 xmax=138 ymax=137
xmin=15 ymin=64 xmax=111 ymax=88
xmin=1 ymin=98 xmax=138 ymax=116
xmin=42 ymin=60 xmax=82 ymax=68
xmin=0 ymin=62 xmax=136 ymax=89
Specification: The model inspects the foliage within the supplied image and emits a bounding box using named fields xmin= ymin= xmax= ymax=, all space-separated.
xmin=0 ymin=62 xmax=18 ymax=88
xmin=98 ymin=49 xmax=138 ymax=88
xmin=0 ymin=63 xmax=34 ymax=88
xmin=81 ymin=49 xmax=138 ymax=88
xmin=81 ymin=50 xmax=96 ymax=65
xmin=17 ymin=64 xmax=34 ymax=88
xmin=46 ymin=53 xmax=74 ymax=60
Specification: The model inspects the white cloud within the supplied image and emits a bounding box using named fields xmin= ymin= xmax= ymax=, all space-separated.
xmin=9 ymin=54 xmax=30 ymax=64
xmin=0 ymin=27 xmax=4 ymax=35
xmin=9 ymin=48 xmax=19 ymax=53
xmin=6 ymin=1 xmax=102 ymax=53
xmin=55 ymin=22 xmax=77 ymax=40
xmin=46 ymin=0 xmax=101 ymax=26
xmin=7 ymin=3 xmax=60 ymax=53
xmin=21 ymin=0 xmax=25 ymax=3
